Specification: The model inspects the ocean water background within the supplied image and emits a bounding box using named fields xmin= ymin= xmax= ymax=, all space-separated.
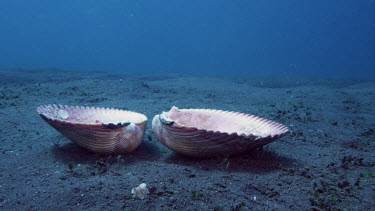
xmin=0 ymin=0 xmax=373 ymax=78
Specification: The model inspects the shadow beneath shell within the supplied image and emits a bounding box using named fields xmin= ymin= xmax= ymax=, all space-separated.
xmin=51 ymin=141 xmax=161 ymax=166
xmin=50 ymin=140 xmax=300 ymax=174
xmin=164 ymin=148 xmax=301 ymax=174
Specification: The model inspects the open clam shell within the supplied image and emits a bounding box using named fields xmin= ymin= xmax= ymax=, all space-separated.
xmin=37 ymin=105 xmax=148 ymax=154
xmin=152 ymin=106 xmax=288 ymax=157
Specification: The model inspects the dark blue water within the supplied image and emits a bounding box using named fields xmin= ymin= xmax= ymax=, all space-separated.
xmin=0 ymin=0 xmax=374 ymax=78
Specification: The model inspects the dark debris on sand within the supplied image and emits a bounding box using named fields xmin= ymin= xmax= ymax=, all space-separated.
xmin=0 ymin=69 xmax=374 ymax=210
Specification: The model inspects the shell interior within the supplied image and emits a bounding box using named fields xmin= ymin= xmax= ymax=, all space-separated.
xmin=37 ymin=104 xmax=147 ymax=125
xmin=162 ymin=106 xmax=288 ymax=138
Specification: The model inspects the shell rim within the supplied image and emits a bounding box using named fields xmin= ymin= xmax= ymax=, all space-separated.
xmin=158 ymin=107 xmax=289 ymax=139
xmin=37 ymin=104 xmax=148 ymax=126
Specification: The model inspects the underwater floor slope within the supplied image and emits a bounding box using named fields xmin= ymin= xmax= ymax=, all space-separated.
xmin=0 ymin=68 xmax=374 ymax=210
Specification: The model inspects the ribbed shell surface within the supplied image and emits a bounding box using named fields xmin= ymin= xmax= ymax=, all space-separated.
xmin=37 ymin=105 xmax=147 ymax=153
xmin=152 ymin=106 xmax=288 ymax=157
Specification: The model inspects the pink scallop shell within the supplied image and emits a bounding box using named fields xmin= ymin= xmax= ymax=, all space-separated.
xmin=37 ymin=104 xmax=147 ymax=153
xmin=152 ymin=106 xmax=288 ymax=157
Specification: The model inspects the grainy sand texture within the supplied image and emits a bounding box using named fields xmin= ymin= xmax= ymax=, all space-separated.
xmin=0 ymin=68 xmax=374 ymax=210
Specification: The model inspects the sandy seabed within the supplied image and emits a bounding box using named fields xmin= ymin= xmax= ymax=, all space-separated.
xmin=0 ymin=68 xmax=374 ymax=210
